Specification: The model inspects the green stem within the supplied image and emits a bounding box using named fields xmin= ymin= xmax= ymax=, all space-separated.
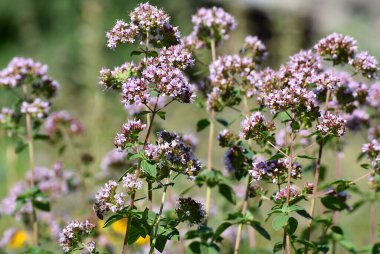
xmin=233 ymin=175 xmax=252 ymax=254
xmin=305 ymin=140 xmax=324 ymax=254
xmin=149 ymin=175 xmax=171 ymax=254
xmin=22 ymin=85 xmax=39 ymax=245
xmin=204 ymin=37 xmax=217 ymax=223
xmin=122 ymin=99 xmax=158 ymax=254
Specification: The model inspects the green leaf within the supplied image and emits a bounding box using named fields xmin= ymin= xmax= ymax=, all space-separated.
xmin=103 ymin=214 xmax=125 ymax=228
xmin=273 ymin=242 xmax=283 ymax=253
xmin=155 ymin=234 xmax=168 ymax=252
xmin=33 ymin=134 xmax=50 ymax=140
xmin=331 ymin=225 xmax=344 ymax=235
xmin=157 ymin=111 xmax=166 ymax=120
xmin=148 ymin=51 xmax=158 ymax=57
xmin=321 ymin=196 xmax=345 ymax=211
xmin=15 ymin=141 xmax=27 ymax=154
xmin=297 ymin=155 xmax=317 ymax=160
xmin=250 ymin=221 xmax=271 ymax=240
xmin=197 ymin=119 xmax=210 ymax=132
xmin=32 ymin=199 xmax=50 ymax=212
xmin=212 ymin=222 xmax=232 ymax=241
xmin=130 ymin=50 xmax=143 ymax=56
xmin=216 ymin=118 xmax=229 ymax=127
xmin=218 ymin=183 xmax=236 ymax=205
xmin=141 ymin=160 xmax=157 ymax=177
xmin=272 ymin=214 xmax=289 ymax=231
xmin=189 ymin=241 xmax=201 ymax=253
xmin=373 ymin=243 xmax=380 ymax=254
xmin=286 ymin=217 xmax=298 ymax=235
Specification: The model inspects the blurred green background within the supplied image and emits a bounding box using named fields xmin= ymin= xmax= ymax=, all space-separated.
xmin=1 ymin=0 xmax=380 ymax=253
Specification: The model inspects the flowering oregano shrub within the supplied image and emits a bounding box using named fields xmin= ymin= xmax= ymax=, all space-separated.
xmin=1 ymin=2 xmax=380 ymax=254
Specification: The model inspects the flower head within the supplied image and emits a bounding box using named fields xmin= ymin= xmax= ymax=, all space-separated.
xmin=239 ymin=112 xmax=275 ymax=141
xmin=59 ymin=220 xmax=96 ymax=253
xmin=314 ymin=33 xmax=357 ymax=64
xmin=114 ymin=119 xmax=146 ymax=150
xmin=316 ymin=112 xmax=346 ymax=137
xmin=191 ymin=7 xmax=237 ymax=46
xmin=20 ymin=98 xmax=50 ymax=119
xmin=240 ymin=35 xmax=268 ymax=63
xmin=350 ymin=51 xmax=378 ymax=79
xmin=94 ymin=180 xmax=125 ymax=219
xmin=145 ymin=131 xmax=202 ymax=178
xmin=122 ymin=171 xmax=142 ymax=195
xmin=106 ymin=3 xmax=180 ymax=49
xmin=44 ymin=111 xmax=84 ymax=139
xmin=175 ymin=197 xmax=206 ymax=226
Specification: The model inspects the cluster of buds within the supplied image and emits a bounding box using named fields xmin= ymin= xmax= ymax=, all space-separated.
xmin=106 ymin=3 xmax=180 ymax=49
xmin=27 ymin=162 xmax=77 ymax=200
xmin=93 ymin=180 xmax=125 ymax=219
xmin=44 ymin=111 xmax=84 ymax=140
xmin=209 ymin=55 xmax=255 ymax=91
xmin=249 ymin=158 xmax=302 ymax=184
xmin=114 ymin=119 xmax=146 ymax=151
xmin=121 ymin=171 xmax=142 ymax=195
xmin=239 ymin=112 xmax=275 ymax=141
xmin=142 ymin=47 xmax=196 ymax=103
xmin=314 ymin=33 xmax=358 ymax=65
xmin=273 ymin=186 xmax=300 ymax=201
xmin=240 ymin=35 xmax=268 ymax=63
xmin=185 ymin=7 xmax=237 ymax=48
xmin=259 ymin=85 xmax=320 ymax=126
xmin=217 ymin=129 xmax=238 ymax=147
xmin=145 ymin=131 xmax=202 ymax=178
xmin=175 ymin=197 xmax=206 ymax=226
xmin=20 ymin=98 xmax=50 ymax=119
xmin=368 ymin=82 xmax=380 ymax=110
xmin=316 ymin=112 xmax=346 ymax=137
xmin=278 ymin=50 xmax=322 ymax=88
xmin=343 ymin=109 xmax=370 ymax=132
xmin=0 ymin=57 xmax=59 ymax=97
xmin=99 ymin=62 xmax=137 ymax=90
xmin=349 ymin=51 xmax=378 ymax=79
xmin=0 ymin=107 xmax=14 ymax=126
xmin=59 ymin=220 xmax=96 ymax=253
xmin=362 ymin=139 xmax=380 ymax=161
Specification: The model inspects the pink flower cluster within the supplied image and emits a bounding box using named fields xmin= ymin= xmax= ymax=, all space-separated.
xmin=314 ymin=33 xmax=358 ymax=64
xmin=190 ymin=7 xmax=237 ymax=46
xmin=240 ymin=35 xmax=268 ymax=63
xmin=274 ymin=186 xmax=299 ymax=201
xmin=59 ymin=220 xmax=96 ymax=253
xmin=114 ymin=119 xmax=146 ymax=151
xmin=20 ymin=98 xmax=50 ymax=119
xmin=239 ymin=112 xmax=275 ymax=140
xmin=106 ymin=3 xmax=180 ymax=49
xmin=0 ymin=57 xmax=59 ymax=98
xmin=99 ymin=62 xmax=137 ymax=90
xmin=316 ymin=112 xmax=346 ymax=137
xmin=44 ymin=111 xmax=84 ymax=138
xmin=94 ymin=180 xmax=125 ymax=219
xmin=350 ymin=51 xmax=378 ymax=79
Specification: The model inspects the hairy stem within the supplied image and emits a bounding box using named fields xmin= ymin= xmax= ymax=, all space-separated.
xmin=283 ymin=131 xmax=293 ymax=254
xmin=149 ymin=175 xmax=171 ymax=254
xmin=22 ymin=85 xmax=39 ymax=245
xmin=233 ymin=96 xmax=256 ymax=253
xmin=205 ymin=37 xmax=217 ymax=223
xmin=122 ymin=99 xmax=159 ymax=254
xmin=370 ymin=199 xmax=376 ymax=244
xmin=233 ymin=175 xmax=252 ymax=254
xmin=305 ymin=140 xmax=324 ymax=254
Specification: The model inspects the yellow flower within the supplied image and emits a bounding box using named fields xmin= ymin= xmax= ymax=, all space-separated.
xmin=8 ymin=230 xmax=28 ymax=249
xmin=136 ymin=235 xmax=150 ymax=246
xmin=111 ymin=219 xmax=127 ymax=235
